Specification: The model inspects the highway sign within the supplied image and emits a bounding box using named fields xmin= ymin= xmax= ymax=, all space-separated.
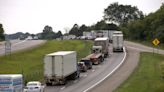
xmin=152 ymin=38 xmax=160 ymax=46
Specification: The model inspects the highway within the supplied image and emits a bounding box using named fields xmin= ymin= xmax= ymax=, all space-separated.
xmin=0 ymin=40 xmax=46 ymax=55
xmin=1 ymin=40 xmax=163 ymax=92
xmin=89 ymin=41 xmax=164 ymax=92
xmin=45 ymin=41 xmax=164 ymax=92
xmin=45 ymin=46 xmax=126 ymax=92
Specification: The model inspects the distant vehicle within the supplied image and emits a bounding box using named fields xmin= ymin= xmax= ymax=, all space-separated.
xmin=26 ymin=36 xmax=33 ymax=40
xmin=80 ymin=36 xmax=86 ymax=40
xmin=80 ymin=58 xmax=92 ymax=69
xmin=0 ymin=74 xmax=23 ymax=92
xmin=94 ymin=37 xmax=109 ymax=58
xmin=78 ymin=62 xmax=87 ymax=72
xmin=112 ymin=34 xmax=124 ymax=52
xmin=25 ymin=81 xmax=45 ymax=92
xmin=44 ymin=51 xmax=80 ymax=85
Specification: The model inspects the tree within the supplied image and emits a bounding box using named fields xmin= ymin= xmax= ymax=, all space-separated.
xmin=55 ymin=31 xmax=63 ymax=38
xmin=41 ymin=25 xmax=55 ymax=39
xmin=69 ymin=24 xmax=82 ymax=36
xmin=0 ymin=23 xmax=5 ymax=40
xmin=104 ymin=2 xmax=144 ymax=25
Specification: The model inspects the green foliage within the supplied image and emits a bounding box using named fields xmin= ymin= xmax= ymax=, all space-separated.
xmin=0 ymin=40 xmax=92 ymax=83
xmin=0 ymin=23 xmax=5 ymax=41
xmin=93 ymin=20 xmax=119 ymax=30
xmin=115 ymin=52 xmax=164 ymax=92
xmin=41 ymin=25 xmax=63 ymax=39
xmin=69 ymin=24 xmax=82 ymax=36
xmin=104 ymin=2 xmax=144 ymax=24
xmin=122 ymin=4 xmax=164 ymax=43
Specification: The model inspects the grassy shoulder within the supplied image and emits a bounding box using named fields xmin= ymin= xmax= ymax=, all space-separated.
xmin=127 ymin=39 xmax=164 ymax=50
xmin=0 ymin=40 xmax=92 ymax=83
xmin=114 ymin=52 xmax=164 ymax=92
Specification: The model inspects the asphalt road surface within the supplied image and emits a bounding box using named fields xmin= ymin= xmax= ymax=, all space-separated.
xmin=89 ymin=41 xmax=164 ymax=92
xmin=0 ymin=40 xmax=46 ymax=55
xmin=45 ymin=46 xmax=126 ymax=92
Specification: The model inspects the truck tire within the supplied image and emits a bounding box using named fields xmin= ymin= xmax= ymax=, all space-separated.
xmin=46 ymin=82 xmax=52 ymax=86
xmin=59 ymin=78 xmax=66 ymax=85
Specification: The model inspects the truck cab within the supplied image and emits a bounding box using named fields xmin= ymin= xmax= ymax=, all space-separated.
xmin=92 ymin=46 xmax=102 ymax=54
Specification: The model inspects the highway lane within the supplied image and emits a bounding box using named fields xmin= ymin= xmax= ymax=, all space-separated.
xmin=89 ymin=41 xmax=164 ymax=92
xmin=0 ymin=40 xmax=46 ymax=55
xmin=45 ymin=46 xmax=126 ymax=92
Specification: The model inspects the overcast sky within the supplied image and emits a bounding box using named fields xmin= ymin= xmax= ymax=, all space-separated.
xmin=0 ymin=0 xmax=163 ymax=34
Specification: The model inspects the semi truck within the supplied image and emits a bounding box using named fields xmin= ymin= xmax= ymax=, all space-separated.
xmin=94 ymin=37 xmax=109 ymax=58
xmin=112 ymin=34 xmax=124 ymax=52
xmin=85 ymin=46 xmax=104 ymax=65
xmin=44 ymin=51 xmax=80 ymax=85
xmin=0 ymin=74 xmax=23 ymax=92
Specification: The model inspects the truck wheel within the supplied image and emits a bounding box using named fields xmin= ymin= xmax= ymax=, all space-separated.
xmin=59 ymin=79 xmax=66 ymax=85
xmin=46 ymin=83 xmax=52 ymax=86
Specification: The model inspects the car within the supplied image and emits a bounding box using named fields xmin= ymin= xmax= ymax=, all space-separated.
xmin=78 ymin=62 xmax=87 ymax=72
xmin=25 ymin=81 xmax=45 ymax=92
xmin=80 ymin=58 xmax=92 ymax=69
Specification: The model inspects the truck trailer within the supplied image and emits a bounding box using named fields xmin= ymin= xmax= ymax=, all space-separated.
xmin=112 ymin=34 xmax=124 ymax=52
xmin=44 ymin=51 xmax=80 ymax=85
xmin=0 ymin=74 xmax=23 ymax=92
xmin=94 ymin=37 xmax=109 ymax=58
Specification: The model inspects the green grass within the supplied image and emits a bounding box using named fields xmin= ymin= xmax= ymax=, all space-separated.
xmin=0 ymin=40 xmax=92 ymax=83
xmin=114 ymin=52 xmax=164 ymax=92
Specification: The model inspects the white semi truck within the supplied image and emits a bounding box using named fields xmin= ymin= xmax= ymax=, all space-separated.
xmin=94 ymin=37 xmax=109 ymax=58
xmin=0 ymin=74 xmax=23 ymax=92
xmin=112 ymin=34 xmax=124 ymax=52
xmin=44 ymin=51 xmax=80 ymax=85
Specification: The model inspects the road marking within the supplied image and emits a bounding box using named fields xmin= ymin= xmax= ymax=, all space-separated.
xmin=92 ymin=70 xmax=95 ymax=72
xmin=0 ymin=40 xmax=27 ymax=50
xmin=60 ymin=86 xmax=65 ymax=90
xmin=127 ymin=46 xmax=147 ymax=52
xmin=12 ymin=40 xmax=27 ymax=46
xmin=83 ymin=47 xmax=127 ymax=92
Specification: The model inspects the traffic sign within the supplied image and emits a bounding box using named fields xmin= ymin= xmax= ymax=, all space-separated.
xmin=152 ymin=38 xmax=160 ymax=46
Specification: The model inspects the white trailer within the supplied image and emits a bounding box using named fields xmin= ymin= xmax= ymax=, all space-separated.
xmin=94 ymin=37 xmax=109 ymax=58
xmin=44 ymin=51 xmax=80 ymax=85
xmin=0 ymin=74 xmax=23 ymax=92
xmin=112 ymin=34 xmax=124 ymax=52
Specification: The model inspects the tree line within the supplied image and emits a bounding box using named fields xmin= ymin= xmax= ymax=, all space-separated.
xmin=1 ymin=2 xmax=163 ymax=43
xmin=0 ymin=24 xmax=5 ymax=41
xmin=121 ymin=4 xmax=164 ymax=43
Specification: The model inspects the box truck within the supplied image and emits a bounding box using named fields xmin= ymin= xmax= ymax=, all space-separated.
xmin=0 ymin=74 xmax=23 ymax=92
xmin=112 ymin=34 xmax=124 ymax=52
xmin=94 ymin=37 xmax=109 ymax=58
xmin=44 ymin=51 xmax=80 ymax=85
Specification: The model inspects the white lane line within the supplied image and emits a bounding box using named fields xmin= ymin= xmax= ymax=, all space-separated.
xmin=0 ymin=40 xmax=27 ymax=50
xmin=92 ymin=70 xmax=95 ymax=72
xmin=60 ymin=86 xmax=66 ymax=90
xmin=12 ymin=40 xmax=27 ymax=46
xmin=127 ymin=46 xmax=148 ymax=52
xmin=83 ymin=47 xmax=127 ymax=92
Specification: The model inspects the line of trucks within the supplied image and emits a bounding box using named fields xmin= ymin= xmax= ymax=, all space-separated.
xmin=44 ymin=31 xmax=124 ymax=85
xmin=0 ymin=30 xmax=124 ymax=91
